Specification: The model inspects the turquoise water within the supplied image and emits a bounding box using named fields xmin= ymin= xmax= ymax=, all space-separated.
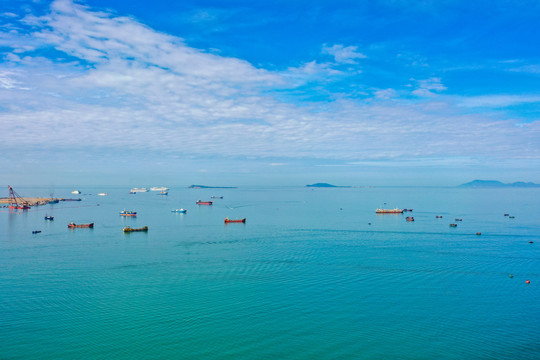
xmin=1 ymin=186 xmax=539 ymax=359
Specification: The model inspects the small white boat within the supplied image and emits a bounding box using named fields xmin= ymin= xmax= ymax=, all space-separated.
xmin=97 ymin=193 xmax=108 ymax=196
xmin=171 ymin=209 xmax=187 ymax=213
xmin=72 ymin=190 xmax=81 ymax=194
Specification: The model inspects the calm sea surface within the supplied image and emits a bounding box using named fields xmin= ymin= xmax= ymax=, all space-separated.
xmin=1 ymin=186 xmax=539 ymax=359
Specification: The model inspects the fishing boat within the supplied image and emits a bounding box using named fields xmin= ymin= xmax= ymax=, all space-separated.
xmin=120 ymin=210 xmax=137 ymax=216
xmin=48 ymin=199 xmax=59 ymax=204
xmin=171 ymin=209 xmax=187 ymax=213
xmin=150 ymin=187 xmax=169 ymax=191
xmin=196 ymin=200 xmax=213 ymax=205
xmin=97 ymin=193 xmax=108 ymax=196
xmin=455 ymin=218 xmax=463 ymax=221
xmin=406 ymin=216 xmax=414 ymax=222
xmin=123 ymin=226 xmax=148 ymax=232
xmin=436 ymin=215 xmax=443 ymax=218
xmin=68 ymin=222 xmax=94 ymax=228
xmin=158 ymin=191 xmax=168 ymax=195
xmin=224 ymin=218 xmax=246 ymax=223
xmin=32 ymin=230 xmax=42 ymax=234
xmin=44 ymin=215 xmax=54 ymax=220
xmin=211 ymin=196 xmax=224 ymax=199
xmin=72 ymin=190 xmax=81 ymax=194
xmin=130 ymin=188 xmax=148 ymax=193
xmin=375 ymin=208 xmax=404 ymax=214
xmin=449 ymin=223 xmax=458 ymax=227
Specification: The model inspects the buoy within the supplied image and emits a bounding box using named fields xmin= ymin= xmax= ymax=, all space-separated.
xmin=525 ymin=280 xmax=531 ymax=284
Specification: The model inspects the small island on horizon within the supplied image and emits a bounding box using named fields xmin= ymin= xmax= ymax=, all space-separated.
xmin=459 ymin=180 xmax=540 ymax=188
xmin=188 ymin=185 xmax=238 ymax=189
xmin=306 ymin=183 xmax=351 ymax=188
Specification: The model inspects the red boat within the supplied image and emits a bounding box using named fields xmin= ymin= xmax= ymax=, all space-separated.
xmin=196 ymin=200 xmax=213 ymax=205
xmin=224 ymin=218 xmax=246 ymax=223
xmin=68 ymin=222 xmax=94 ymax=228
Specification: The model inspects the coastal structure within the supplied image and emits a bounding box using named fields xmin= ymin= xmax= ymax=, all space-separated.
xmin=7 ymin=186 xmax=31 ymax=210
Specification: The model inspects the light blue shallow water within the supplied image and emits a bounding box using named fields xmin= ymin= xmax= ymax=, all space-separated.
xmin=1 ymin=186 xmax=539 ymax=359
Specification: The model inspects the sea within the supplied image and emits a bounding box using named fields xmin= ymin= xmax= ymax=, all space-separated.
xmin=1 ymin=185 xmax=539 ymax=359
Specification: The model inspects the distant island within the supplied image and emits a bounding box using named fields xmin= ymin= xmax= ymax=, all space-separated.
xmin=187 ymin=185 xmax=237 ymax=189
xmin=306 ymin=183 xmax=350 ymax=188
xmin=459 ymin=180 xmax=540 ymax=188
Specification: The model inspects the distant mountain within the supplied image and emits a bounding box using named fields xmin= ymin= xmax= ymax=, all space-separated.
xmin=187 ymin=185 xmax=237 ymax=189
xmin=306 ymin=183 xmax=350 ymax=188
xmin=459 ymin=180 xmax=540 ymax=188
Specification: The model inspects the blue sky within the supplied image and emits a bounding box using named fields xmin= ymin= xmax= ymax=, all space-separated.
xmin=1 ymin=0 xmax=540 ymax=186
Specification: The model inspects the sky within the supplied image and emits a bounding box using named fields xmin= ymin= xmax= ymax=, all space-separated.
xmin=1 ymin=0 xmax=540 ymax=186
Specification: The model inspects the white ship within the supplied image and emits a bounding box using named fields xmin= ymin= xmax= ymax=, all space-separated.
xmin=150 ymin=187 xmax=169 ymax=191
xmin=71 ymin=190 xmax=81 ymax=194
xmin=130 ymin=188 xmax=149 ymax=192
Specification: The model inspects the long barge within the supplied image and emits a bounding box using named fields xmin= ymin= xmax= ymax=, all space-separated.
xmin=375 ymin=208 xmax=404 ymax=214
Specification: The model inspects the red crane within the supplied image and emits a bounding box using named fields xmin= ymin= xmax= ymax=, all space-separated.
xmin=8 ymin=186 xmax=31 ymax=210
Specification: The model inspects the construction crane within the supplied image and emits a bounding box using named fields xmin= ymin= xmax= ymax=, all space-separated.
xmin=8 ymin=186 xmax=31 ymax=210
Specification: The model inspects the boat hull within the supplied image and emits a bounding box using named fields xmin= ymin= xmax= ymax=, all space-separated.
xmin=68 ymin=223 xmax=94 ymax=228
xmin=376 ymin=209 xmax=404 ymax=214
xmin=224 ymin=218 xmax=246 ymax=223
xmin=123 ymin=226 xmax=148 ymax=232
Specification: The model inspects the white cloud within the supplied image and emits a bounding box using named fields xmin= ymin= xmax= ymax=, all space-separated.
xmin=0 ymin=0 xmax=539 ymax=167
xmin=458 ymin=95 xmax=540 ymax=108
xmin=412 ymin=77 xmax=447 ymax=97
xmin=322 ymin=44 xmax=366 ymax=64
xmin=374 ymin=88 xmax=398 ymax=99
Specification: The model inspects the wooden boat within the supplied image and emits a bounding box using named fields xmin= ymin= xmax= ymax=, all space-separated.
xmin=32 ymin=230 xmax=42 ymax=234
xmin=68 ymin=222 xmax=94 ymax=228
xmin=120 ymin=210 xmax=137 ymax=216
xmin=449 ymin=223 xmax=458 ymax=227
xmin=224 ymin=218 xmax=246 ymax=223
xmin=44 ymin=215 xmax=54 ymax=220
xmin=436 ymin=215 xmax=443 ymax=218
xmin=123 ymin=226 xmax=148 ymax=232
xmin=196 ymin=200 xmax=213 ymax=205
xmin=406 ymin=216 xmax=414 ymax=222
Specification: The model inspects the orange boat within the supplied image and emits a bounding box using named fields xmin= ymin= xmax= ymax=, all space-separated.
xmin=68 ymin=222 xmax=94 ymax=228
xmin=224 ymin=218 xmax=246 ymax=223
xmin=196 ymin=200 xmax=213 ymax=205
